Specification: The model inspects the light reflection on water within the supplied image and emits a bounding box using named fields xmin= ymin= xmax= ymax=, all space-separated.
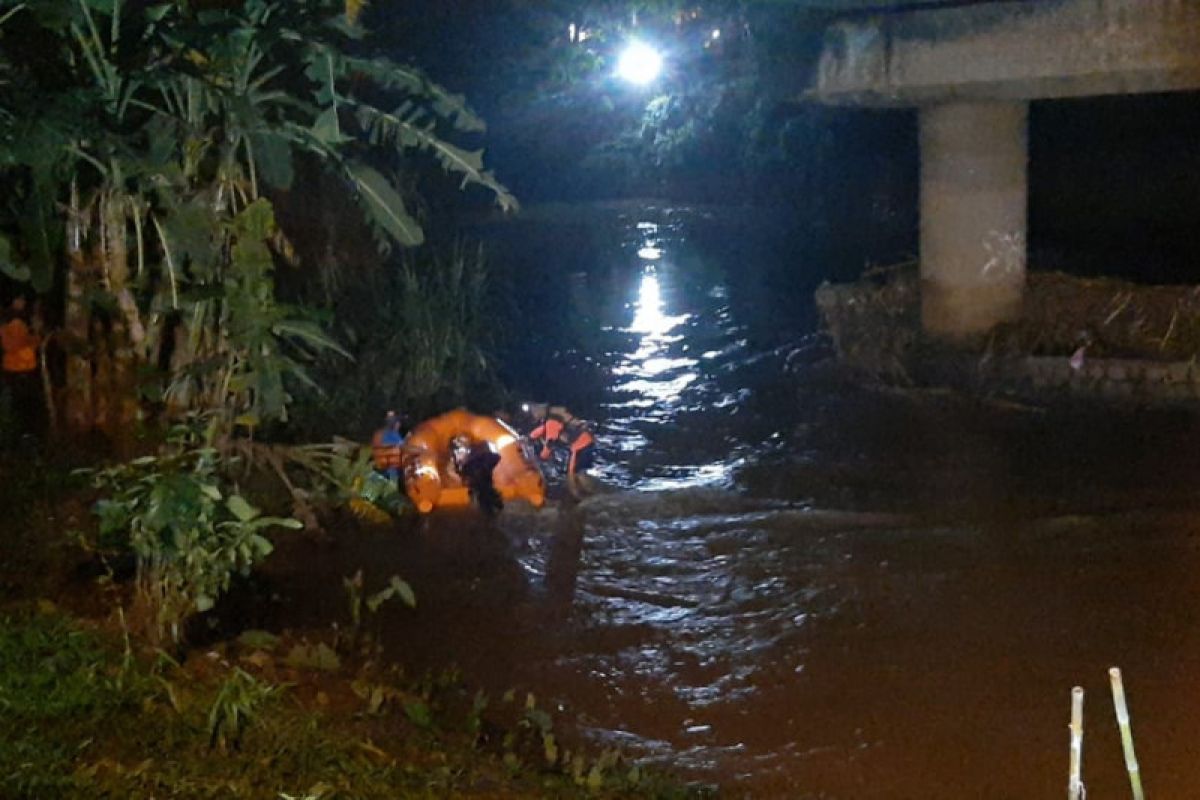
xmin=627 ymin=271 xmax=691 ymax=339
xmin=630 ymin=461 xmax=741 ymax=491
xmin=600 ymin=228 xmax=752 ymax=490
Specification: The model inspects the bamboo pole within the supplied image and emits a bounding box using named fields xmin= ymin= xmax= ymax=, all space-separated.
xmin=1068 ymin=686 xmax=1084 ymax=800
xmin=1109 ymin=667 xmax=1145 ymax=800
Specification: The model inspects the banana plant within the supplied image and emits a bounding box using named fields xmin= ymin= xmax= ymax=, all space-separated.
xmin=0 ymin=0 xmax=516 ymax=434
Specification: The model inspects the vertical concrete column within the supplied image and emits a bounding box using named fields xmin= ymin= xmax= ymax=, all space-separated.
xmin=920 ymin=101 xmax=1028 ymax=339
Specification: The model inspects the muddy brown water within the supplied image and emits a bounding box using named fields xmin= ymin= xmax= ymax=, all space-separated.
xmin=263 ymin=206 xmax=1200 ymax=798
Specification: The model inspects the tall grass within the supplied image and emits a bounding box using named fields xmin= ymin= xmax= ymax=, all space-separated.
xmin=293 ymin=242 xmax=504 ymax=438
xmin=394 ymin=242 xmax=495 ymax=412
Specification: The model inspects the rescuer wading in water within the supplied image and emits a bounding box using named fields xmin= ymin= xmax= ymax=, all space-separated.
xmin=522 ymin=402 xmax=597 ymax=498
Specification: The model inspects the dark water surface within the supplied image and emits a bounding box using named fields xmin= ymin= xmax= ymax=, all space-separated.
xmin=267 ymin=205 xmax=1200 ymax=798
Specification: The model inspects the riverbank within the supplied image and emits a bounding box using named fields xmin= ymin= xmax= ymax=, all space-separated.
xmin=1 ymin=609 xmax=698 ymax=799
xmin=0 ymin=455 xmax=702 ymax=800
xmin=816 ymin=265 xmax=1200 ymax=406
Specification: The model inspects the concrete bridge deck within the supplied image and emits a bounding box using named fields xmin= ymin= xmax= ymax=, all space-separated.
xmin=804 ymin=0 xmax=1200 ymax=340
xmin=813 ymin=0 xmax=1200 ymax=105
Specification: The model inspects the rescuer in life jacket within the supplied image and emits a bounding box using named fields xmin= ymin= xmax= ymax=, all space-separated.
xmin=371 ymin=410 xmax=405 ymax=481
xmin=450 ymin=434 xmax=503 ymax=516
xmin=522 ymin=402 xmax=597 ymax=497
xmin=0 ymin=297 xmax=41 ymax=436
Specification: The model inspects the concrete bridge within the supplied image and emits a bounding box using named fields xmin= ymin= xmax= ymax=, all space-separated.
xmin=805 ymin=0 xmax=1200 ymax=339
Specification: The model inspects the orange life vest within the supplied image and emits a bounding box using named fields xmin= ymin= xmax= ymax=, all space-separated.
xmin=530 ymin=407 xmax=583 ymax=439
xmin=371 ymin=428 xmax=403 ymax=471
xmin=567 ymin=427 xmax=595 ymax=452
xmin=529 ymin=416 xmax=565 ymax=444
xmin=530 ymin=409 xmax=593 ymax=455
xmin=0 ymin=318 xmax=37 ymax=373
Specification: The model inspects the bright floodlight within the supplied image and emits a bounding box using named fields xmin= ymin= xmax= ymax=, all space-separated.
xmin=617 ymin=41 xmax=663 ymax=85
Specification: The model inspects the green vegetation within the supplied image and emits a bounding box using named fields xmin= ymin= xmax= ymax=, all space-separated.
xmin=0 ymin=612 xmax=702 ymax=800
xmin=0 ymin=0 xmax=519 ymax=638
xmin=83 ymin=423 xmax=302 ymax=642
xmin=0 ymin=0 xmax=514 ymax=437
xmin=294 ymin=242 xmax=505 ymax=436
xmin=75 ymin=415 xmax=421 ymax=643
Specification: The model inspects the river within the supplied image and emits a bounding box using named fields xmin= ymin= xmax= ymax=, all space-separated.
xmin=267 ymin=204 xmax=1200 ymax=798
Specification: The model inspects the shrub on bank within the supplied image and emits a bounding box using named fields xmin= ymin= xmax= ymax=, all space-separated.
xmin=0 ymin=612 xmax=703 ymax=800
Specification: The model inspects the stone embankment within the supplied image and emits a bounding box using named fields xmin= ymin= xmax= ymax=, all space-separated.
xmin=816 ymin=266 xmax=1200 ymax=406
xmin=1002 ymin=356 xmax=1200 ymax=404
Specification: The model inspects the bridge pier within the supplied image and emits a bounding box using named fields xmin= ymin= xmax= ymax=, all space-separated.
xmin=809 ymin=0 xmax=1200 ymax=340
xmin=920 ymin=101 xmax=1027 ymax=338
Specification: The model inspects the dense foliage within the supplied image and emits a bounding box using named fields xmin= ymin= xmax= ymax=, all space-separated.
xmin=85 ymin=423 xmax=302 ymax=641
xmin=292 ymin=241 xmax=503 ymax=436
xmin=0 ymin=0 xmax=521 ymax=637
xmin=0 ymin=0 xmax=514 ymax=436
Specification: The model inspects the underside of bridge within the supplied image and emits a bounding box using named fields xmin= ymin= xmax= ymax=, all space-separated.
xmin=808 ymin=0 xmax=1200 ymax=340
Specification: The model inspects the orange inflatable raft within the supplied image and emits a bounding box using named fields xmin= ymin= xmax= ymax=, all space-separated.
xmin=402 ymin=409 xmax=546 ymax=513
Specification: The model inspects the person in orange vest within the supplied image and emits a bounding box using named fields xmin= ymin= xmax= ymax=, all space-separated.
xmin=370 ymin=410 xmax=405 ymax=481
xmin=0 ymin=297 xmax=41 ymax=435
xmin=523 ymin=402 xmax=597 ymax=497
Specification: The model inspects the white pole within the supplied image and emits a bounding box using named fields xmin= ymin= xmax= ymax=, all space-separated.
xmin=1068 ymin=686 xmax=1084 ymax=800
xmin=1109 ymin=667 xmax=1145 ymax=800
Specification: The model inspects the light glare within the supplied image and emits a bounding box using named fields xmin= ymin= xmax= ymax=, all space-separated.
xmin=617 ymin=42 xmax=663 ymax=85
